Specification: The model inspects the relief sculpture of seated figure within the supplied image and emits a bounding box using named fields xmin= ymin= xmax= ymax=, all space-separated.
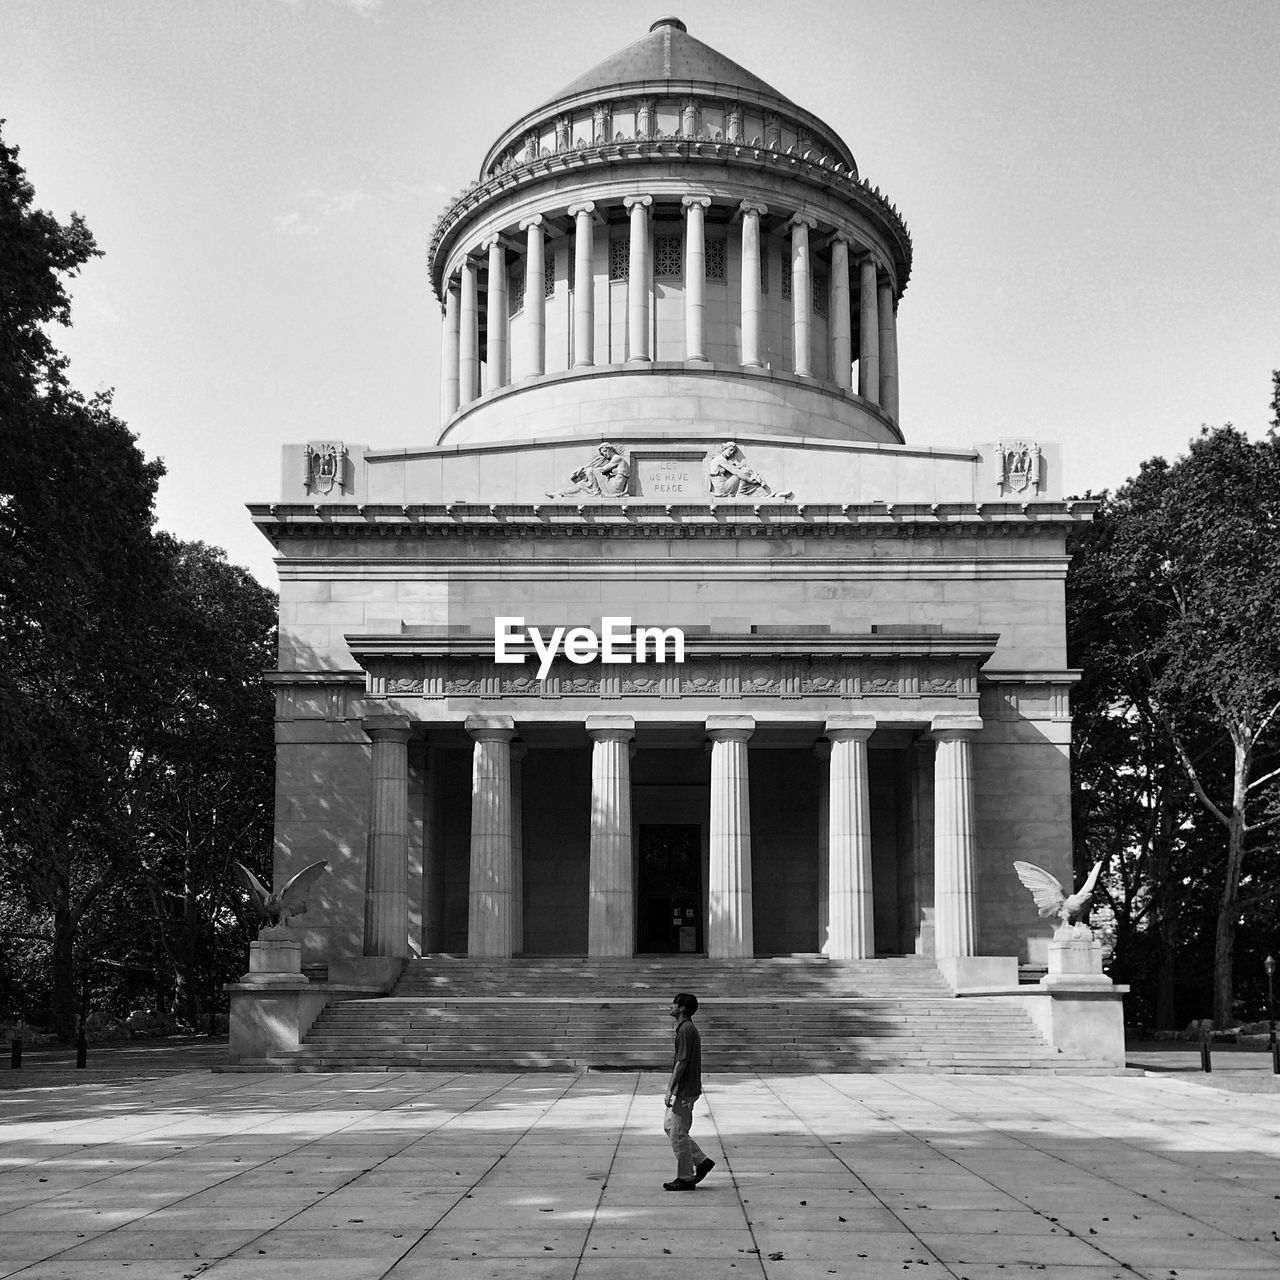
xmin=705 ymin=440 xmax=793 ymax=500
xmin=547 ymin=442 xmax=631 ymax=499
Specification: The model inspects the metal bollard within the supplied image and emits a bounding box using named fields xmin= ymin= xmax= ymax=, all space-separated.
xmin=1272 ymin=1040 xmax=1279 ymax=1076
xmin=9 ymin=1036 xmax=21 ymax=1069
xmin=1200 ymin=1035 xmax=1212 ymax=1073
xmin=76 ymin=1023 xmax=87 ymax=1070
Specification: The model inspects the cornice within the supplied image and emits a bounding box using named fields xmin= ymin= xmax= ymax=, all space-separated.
xmin=250 ymin=500 xmax=1098 ymax=546
xmin=427 ymin=137 xmax=911 ymax=301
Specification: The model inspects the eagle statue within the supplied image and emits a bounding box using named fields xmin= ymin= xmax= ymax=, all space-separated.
xmin=1013 ymin=859 xmax=1104 ymax=938
xmin=234 ymin=859 xmax=329 ymax=931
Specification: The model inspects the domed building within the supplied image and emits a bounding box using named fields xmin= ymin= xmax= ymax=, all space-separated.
xmin=239 ymin=19 xmax=1122 ymax=1069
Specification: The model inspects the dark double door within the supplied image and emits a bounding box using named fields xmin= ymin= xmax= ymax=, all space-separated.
xmin=637 ymin=823 xmax=703 ymax=954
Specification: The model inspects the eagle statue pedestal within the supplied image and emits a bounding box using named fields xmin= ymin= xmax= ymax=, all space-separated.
xmin=1043 ymin=935 xmax=1113 ymax=987
xmin=241 ymin=926 xmax=304 ymax=985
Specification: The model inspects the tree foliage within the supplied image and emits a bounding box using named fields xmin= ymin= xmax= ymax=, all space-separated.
xmin=0 ymin=122 xmax=276 ymax=1040
xmin=1069 ymin=409 xmax=1280 ymax=1028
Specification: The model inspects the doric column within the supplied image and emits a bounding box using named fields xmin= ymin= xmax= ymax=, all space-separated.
xmin=830 ymin=236 xmax=852 ymax=391
xmin=931 ymin=715 xmax=983 ymax=958
xmin=826 ymin=717 xmax=876 ymax=959
xmin=520 ymin=216 xmax=545 ymax=379
xmin=363 ymin=716 xmax=411 ymax=958
xmin=878 ymin=278 xmax=900 ymax=421
xmin=465 ymin=714 xmax=517 ymax=957
xmin=625 ymin=194 xmax=652 ymax=363
xmin=858 ymin=257 xmax=879 ymax=404
xmin=485 ymin=237 xmax=508 ymax=393
xmin=440 ymin=278 xmax=461 ymax=422
xmin=423 ymin=745 xmax=444 ymax=953
xmin=570 ymin=202 xmax=596 ymax=367
xmin=789 ymin=214 xmax=816 ymax=377
xmin=587 ymin=714 xmax=635 ymax=956
xmin=739 ymin=201 xmax=767 ymax=368
xmin=460 ymin=255 xmax=480 ymax=405
xmin=707 ymin=715 xmax=755 ymax=958
xmin=510 ymin=742 xmax=526 ymax=954
xmin=682 ymin=194 xmax=711 ymax=362
xmin=814 ymin=740 xmax=831 ymax=954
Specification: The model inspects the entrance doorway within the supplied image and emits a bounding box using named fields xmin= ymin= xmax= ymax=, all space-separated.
xmin=637 ymin=824 xmax=703 ymax=954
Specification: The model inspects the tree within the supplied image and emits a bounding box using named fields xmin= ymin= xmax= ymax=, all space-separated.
xmin=0 ymin=123 xmax=276 ymax=1038
xmin=1068 ymin=409 xmax=1280 ymax=1028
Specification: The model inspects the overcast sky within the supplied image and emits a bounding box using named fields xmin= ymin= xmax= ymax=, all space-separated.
xmin=4 ymin=0 xmax=1277 ymax=587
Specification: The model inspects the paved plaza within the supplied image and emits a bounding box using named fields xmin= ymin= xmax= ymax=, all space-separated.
xmin=2 ymin=1048 xmax=1280 ymax=1280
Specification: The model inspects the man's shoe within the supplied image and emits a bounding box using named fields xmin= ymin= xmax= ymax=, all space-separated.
xmin=663 ymin=1178 xmax=697 ymax=1191
xmin=694 ymin=1157 xmax=716 ymax=1184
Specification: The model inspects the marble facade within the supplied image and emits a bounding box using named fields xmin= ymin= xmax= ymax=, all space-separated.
xmin=253 ymin=18 xmax=1094 ymax=985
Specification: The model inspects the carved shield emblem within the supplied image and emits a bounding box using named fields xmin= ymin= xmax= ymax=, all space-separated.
xmin=304 ymin=441 xmax=349 ymax=496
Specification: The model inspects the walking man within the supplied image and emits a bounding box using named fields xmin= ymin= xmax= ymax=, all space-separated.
xmin=663 ymin=992 xmax=715 ymax=1191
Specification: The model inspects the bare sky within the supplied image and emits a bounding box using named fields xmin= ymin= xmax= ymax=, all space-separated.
xmin=4 ymin=0 xmax=1277 ymax=587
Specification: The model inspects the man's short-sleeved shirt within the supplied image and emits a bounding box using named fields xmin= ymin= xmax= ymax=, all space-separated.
xmin=672 ymin=1019 xmax=702 ymax=1099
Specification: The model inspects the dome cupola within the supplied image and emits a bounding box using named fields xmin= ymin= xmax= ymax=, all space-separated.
xmin=427 ymin=18 xmax=911 ymax=450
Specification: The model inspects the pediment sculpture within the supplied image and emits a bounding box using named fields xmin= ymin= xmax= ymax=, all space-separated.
xmin=706 ymin=440 xmax=793 ymax=500
xmin=547 ymin=442 xmax=631 ymax=499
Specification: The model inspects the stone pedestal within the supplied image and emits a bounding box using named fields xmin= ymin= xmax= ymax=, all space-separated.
xmin=1044 ymin=936 xmax=1113 ymax=986
xmin=240 ymin=933 xmax=303 ymax=985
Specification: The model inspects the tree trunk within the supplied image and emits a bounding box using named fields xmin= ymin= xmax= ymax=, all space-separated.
xmin=1153 ymin=789 xmax=1179 ymax=1030
xmin=50 ymin=904 xmax=77 ymax=1042
xmin=1212 ymin=739 xmax=1251 ymax=1028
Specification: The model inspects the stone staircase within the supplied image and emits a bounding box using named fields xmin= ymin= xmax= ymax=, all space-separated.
xmin=229 ymin=956 xmax=1125 ymax=1074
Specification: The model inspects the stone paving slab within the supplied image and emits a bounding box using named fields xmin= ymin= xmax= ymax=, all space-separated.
xmin=2 ymin=1064 xmax=1280 ymax=1279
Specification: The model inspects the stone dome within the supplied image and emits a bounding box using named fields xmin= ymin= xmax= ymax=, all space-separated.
xmin=480 ymin=16 xmax=859 ymax=179
xmin=427 ymin=18 xmax=911 ymax=451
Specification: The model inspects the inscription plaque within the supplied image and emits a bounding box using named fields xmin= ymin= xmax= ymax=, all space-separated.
xmin=632 ymin=451 xmax=704 ymax=499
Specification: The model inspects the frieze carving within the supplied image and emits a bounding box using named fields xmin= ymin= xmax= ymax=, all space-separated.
xmin=303 ymin=441 xmax=350 ymax=496
xmin=862 ymin=663 xmax=899 ymax=695
xmin=547 ymin=443 xmax=630 ymax=499
xmin=706 ymin=441 xmax=793 ymax=500
xmin=996 ymin=440 xmax=1043 ymax=496
xmin=363 ymin=655 xmax=981 ymax=704
xmin=802 ymin=662 xmax=840 ymax=694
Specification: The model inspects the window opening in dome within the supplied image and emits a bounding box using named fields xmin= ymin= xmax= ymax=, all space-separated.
xmin=760 ymin=245 xmax=770 ymax=295
xmin=813 ymin=271 xmax=828 ymax=318
xmin=781 ymin=258 xmax=792 ymax=300
xmin=613 ymin=105 xmax=637 ymax=139
xmin=702 ymin=106 xmax=725 ymax=139
xmin=655 ymin=234 xmax=682 ymax=280
xmin=655 ymin=101 xmax=679 ymax=137
xmin=707 ymin=237 xmax=727 ymax=282
xmin=543 ymin=252 xmax=557 ymax=299
xmin=510 ymin=271 xmax=525 ymax=317
xmin=609 ymin=237 xmax=629 ymax=281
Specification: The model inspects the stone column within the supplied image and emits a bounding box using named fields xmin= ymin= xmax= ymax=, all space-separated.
xmin=520 ymin=215 xmax=545 ymax=379
xmin=789 ymin=214 xmax=816 ymax=377
xmin=878 ymin=278 xmax=900 ymax=421
xmin=707 ymin=715 xmax=755 ymax=958
xmin=363 ymin=716 xmax=411 ymax=958
xmin=460 ymin=256 xmax=480 ymax=405
xmin=826 ymin=716 xmax=876 ymax=960
xmin=423 ymin=745 xmax=444 ymax=952
xmin=830 ymin=236 xmax=852 ymax=391
xmin=814 ymin=740 xmax=831 ymax=954
xmin=440 ymin=278 xmax=461 ymax=422
xmin=465 ymin=714 xmax=517 ymax=957
xmin=739 ymin=201 xmax=767 ymax=368
xmin=510 ymin=742 xmax=526 ymax=954
xmin=682 ymin=194 xmax=711 ymax=362
xmin=858 ymin=257 xmax=879 ymax=404
xmin=587 ymin=714 xmax=635 ymax=957
xmin=570 ymin=202 xmax=595 ymax=367
xmin=931 ymin=715 xmax=983 ymax=958
xmin=485 ymin=237 xmax=508 ymax=393
xmin=624 ymin=194 xmax=652 ymax=363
